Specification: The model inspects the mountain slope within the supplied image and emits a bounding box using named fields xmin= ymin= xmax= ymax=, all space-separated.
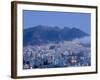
xmin=23 ymin=25 xmax=89 ymax=46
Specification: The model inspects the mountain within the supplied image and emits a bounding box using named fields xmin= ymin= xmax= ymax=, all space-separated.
xmin=23 ymin=25 xmax=89 ymax=46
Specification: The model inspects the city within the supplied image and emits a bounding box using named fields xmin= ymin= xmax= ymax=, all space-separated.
xmin=23 ymin=41 xmax=91 ymax=69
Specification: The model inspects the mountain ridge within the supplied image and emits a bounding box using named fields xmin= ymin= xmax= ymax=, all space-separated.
xmin=23 ymin=25 xmax=89 ymax=46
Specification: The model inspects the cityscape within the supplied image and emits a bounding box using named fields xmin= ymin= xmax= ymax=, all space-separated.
xmin=23 ymin=10 xmax=91 ymax=69
xmin=23 ymin=40 xmax=91 ymax=69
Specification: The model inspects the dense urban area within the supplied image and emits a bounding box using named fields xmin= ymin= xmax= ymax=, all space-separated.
xmin=23 ymin=41 xmax=91 ymax=69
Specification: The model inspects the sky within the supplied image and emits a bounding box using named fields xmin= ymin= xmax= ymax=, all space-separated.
xmin=23 ymin=10 xmax=91 ymax=34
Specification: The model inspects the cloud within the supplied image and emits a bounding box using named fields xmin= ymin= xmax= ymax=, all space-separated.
xmin=73 ymin=36 xmax=90 ymax=43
